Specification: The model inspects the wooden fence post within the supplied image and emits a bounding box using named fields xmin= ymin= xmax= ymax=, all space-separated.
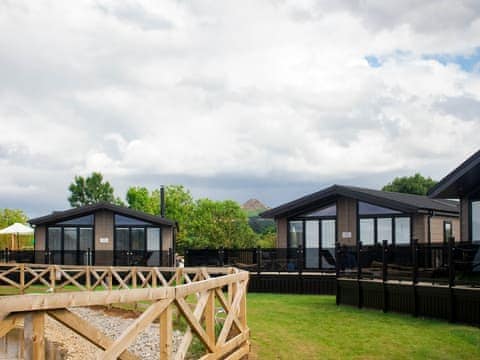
xmin=412 ymin=239 xmax=418 ymax=317
xmin=205 ymin=289 xmax=216 ymax=343
xmin=20 ymin=263 xmax=25 ymax=294
xmin=50 ymin=265 xmax=56 ymax=292
xmin=160 ymin=304 xmax=173 ymax=360
xmin=357 ymin=241 xmax=363 ymax=309
xmin=24 ymin=312 xmax=45 ymax=360
xmin=448 ymin=236 xmax=456 ymax=323
xmin=382 ymin=240 xmax=388 ymax=313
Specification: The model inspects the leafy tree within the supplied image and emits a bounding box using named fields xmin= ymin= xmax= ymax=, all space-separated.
xmin=126 ymin=185 xmax=195 ymax=250
xmin=382 ymin=173 xmax=437 ymax=196
xmin=189 ymin=199 xmax=257 ymax=249
xmin=68 ymin=172 xmax=123 ymax=207
xmin=0 ymin=208 xmax=28 ymax=228
xmin=126 ymin=185 xmax=260 ymax=250
xmin=257 ymin=229 xmax=276 ymax=248
xmin=126 ymin=186 xmax=157 ymax=214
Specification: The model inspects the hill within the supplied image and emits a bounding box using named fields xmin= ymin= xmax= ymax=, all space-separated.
xmin=242 ymin=199 xmax=268 ymax=216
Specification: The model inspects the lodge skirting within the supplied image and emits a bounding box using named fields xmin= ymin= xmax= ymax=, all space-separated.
xmin=248 ymin=273 xmax=336 ymax=295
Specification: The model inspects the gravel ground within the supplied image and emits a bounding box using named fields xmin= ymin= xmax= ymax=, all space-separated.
xmin=45 ymin=307 xmax=183 ymax=359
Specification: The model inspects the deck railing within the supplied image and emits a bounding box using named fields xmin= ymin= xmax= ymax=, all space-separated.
xmin=0 ymin=265 xmax=250 ymax=359
xmin=336 ymin=238 xmax=480 ymax=288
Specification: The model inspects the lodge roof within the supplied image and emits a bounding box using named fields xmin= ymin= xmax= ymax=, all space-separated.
xmin=29 ymin=201 xmax=176 ymax=227
xmin=261 ymin=184 xmax=459 ymax=218
xmin=428 ymin=149 xmax=480 ymax=199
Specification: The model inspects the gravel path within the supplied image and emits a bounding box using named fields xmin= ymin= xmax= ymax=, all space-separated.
xmin=45 ymin=307 xmax=183 ymax=359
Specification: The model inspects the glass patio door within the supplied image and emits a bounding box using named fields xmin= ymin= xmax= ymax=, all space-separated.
xmin=305 ymin=220 xmax=319 ymax=268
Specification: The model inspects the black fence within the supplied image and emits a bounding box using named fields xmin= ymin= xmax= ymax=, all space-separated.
xmin=0 ymin=249 xmax=175 ymax=267
xmin=336 ymin=238 xmax=480 ymax=326
xmin=336 ymin=239 xmax=480 ymax=288
xmin=184 ymin=247 xmax=336 ymax=273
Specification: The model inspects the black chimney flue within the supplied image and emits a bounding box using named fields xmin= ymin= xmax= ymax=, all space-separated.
xmin=160 ymin=185 xmax=166 ymax=218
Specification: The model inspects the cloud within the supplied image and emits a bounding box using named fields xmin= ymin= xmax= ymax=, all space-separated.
xmin=0 ymin=0 xmax=480 ymax=215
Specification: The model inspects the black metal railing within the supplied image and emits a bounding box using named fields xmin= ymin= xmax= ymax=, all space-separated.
xmin=0 ymin=248 xmax=175 ymax=267
xmin=335 ymin=238 xmax=480 ymax=288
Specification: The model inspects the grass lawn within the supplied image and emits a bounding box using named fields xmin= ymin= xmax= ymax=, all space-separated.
xmin=247 ymin=294 xmax=480 ymax=360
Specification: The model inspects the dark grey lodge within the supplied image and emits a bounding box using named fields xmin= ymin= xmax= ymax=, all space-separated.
xmin=261 ymin=185 xmax=459 ymax=270
xmin=29 ymin=202 xmax=177 ymax=266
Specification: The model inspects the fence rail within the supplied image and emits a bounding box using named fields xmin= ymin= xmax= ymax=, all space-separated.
xmin=0 ymin=265 xmax=250 ymax=359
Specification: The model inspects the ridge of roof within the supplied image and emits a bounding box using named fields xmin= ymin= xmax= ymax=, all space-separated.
xmin=29 ymin=201 xmax=176 ymax=226
xmin=261 ymin=184 xmax=459 ymax=218
xmin=428 ymin=149 xmax=480 ymax=198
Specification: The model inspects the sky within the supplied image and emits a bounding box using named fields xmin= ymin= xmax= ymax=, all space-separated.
xmin=1 ymin=0 xmax=480 ymax=217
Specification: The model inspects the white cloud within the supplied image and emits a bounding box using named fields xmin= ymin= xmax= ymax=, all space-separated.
xmin=0 ymin=0 xmax=480 ymax=214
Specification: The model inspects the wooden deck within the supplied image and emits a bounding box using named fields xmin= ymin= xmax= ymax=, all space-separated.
xmin=0 ymin=263 xmax=250 ymax=359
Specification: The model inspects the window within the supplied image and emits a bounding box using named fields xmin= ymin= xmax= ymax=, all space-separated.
xmin=299 ymin=204 xmax=336 ymax=217
xmin=147 ymin=228 xmax=161 ymax=251
xmin=115 ymin=214 xmax=152 ymax=226
xmin=444 ymin=221 xmax=453 ymax=243
xmin=48 ymin=227 xmax=62 ymax=250
xmin=288 ymin=221 xmax=303 ymax=248
xmin=358 ymin=201 xmax=401 ymax=215
xmin=131 ymin=228 xmax=145 ymax=251
xmin=360 ymin=219 xmax=375 ymax=245
xmin=63 ymin=227 xmax=77 ymax=251
xmin=305 ymin=221 xmax=319 ymax=268
xmin=472 ymin=201 xmax=480 ymax=242
xmin=115 ymin=228 xmax=130 ymax=251
xmin=56 ymin=215 xmax=94 ymax=226
xmin=79 ymin=228 xmax=93 ymax=250
xmin=377 ymin=218 xmax=392 ymax=244
xmin=321 ymin=220 xmax=336 ymax=249
xmin=395 ymin=218 xmax=411 ymax=245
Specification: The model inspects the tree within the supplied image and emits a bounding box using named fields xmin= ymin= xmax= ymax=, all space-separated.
xmin=68 ymin=172 xmax=123 ymax=207
xmin=0 ymin=208 xmax=28 ymax=228
xmin=126 ymin=185 xmax=195 ymax=250
xmin=189 ymin=199 xmax=257 ymax=249
xmin=382 ymin=173 xmax=437 ymax=196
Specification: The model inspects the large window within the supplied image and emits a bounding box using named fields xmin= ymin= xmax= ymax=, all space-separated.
xmin=47 ymin=215 xmax=94 ymax=265
xmin=358 ymin=200 xmax=411 ymax=246
xmin=114 ymin=215 xmax=162 ymax=252
xmin=472 ymin=201 xmax=480 ymax=242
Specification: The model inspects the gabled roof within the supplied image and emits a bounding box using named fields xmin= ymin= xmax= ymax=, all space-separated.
xmin=428 ymin=149 xmax=480 ymax=198
xmin=260 ymin=184 xmax=459 ymax=218
xmin=29 ymin=202 xmax=176 ymax=227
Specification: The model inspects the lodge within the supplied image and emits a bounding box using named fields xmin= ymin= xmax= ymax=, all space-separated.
xmin=261 ymin=185 xmax=459 ymax=270
xmin=28 ymin=202 xmax=177 ymax=266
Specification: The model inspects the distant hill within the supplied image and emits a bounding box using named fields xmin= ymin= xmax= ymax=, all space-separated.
xmin=242 ymin=199 xmax=268 ymax=215
xmin=242 ymin=199 xmax=274 ymax=235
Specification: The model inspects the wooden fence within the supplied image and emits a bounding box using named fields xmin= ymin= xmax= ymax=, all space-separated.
xmin=0 ymin=264 xmax=250 ymax=360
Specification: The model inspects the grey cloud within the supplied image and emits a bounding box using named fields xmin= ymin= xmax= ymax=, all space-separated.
xmin=96 ymin=2 xmax=173 ymax=31
xmin=435 ymin=96 xmax=480 ymax=121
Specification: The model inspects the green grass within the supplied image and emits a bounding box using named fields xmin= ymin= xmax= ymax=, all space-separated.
xmin=247 ymin=294 xmax=480 ymax=360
